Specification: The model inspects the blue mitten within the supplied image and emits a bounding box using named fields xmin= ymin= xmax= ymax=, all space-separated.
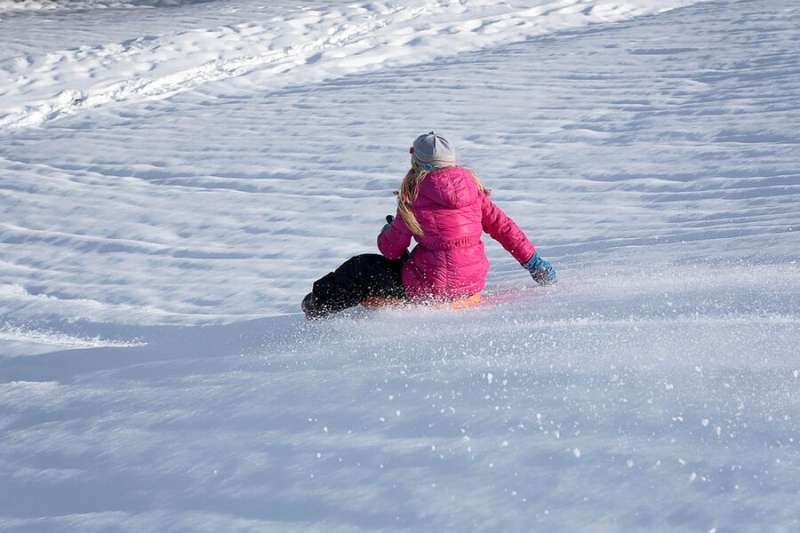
xmin=522 ymin=252 xmax=557 ymax=285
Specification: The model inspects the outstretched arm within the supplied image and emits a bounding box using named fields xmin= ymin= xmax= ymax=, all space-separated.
xmin=481 ymin=195 xmax=536 ymax=263
xmin=481 ymin=194 xmax=556 ymax=285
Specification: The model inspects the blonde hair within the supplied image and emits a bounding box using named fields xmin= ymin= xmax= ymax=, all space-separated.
xmin=395 ymin=166 xmax=488 ymax=237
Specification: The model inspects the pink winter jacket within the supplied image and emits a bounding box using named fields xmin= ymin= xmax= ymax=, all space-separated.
xmin=377 ymin=166 xmax=536 ymax=301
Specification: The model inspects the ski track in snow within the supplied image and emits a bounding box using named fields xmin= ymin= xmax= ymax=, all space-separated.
xmin=0 ymin=0 xmax=799 ymax=531
xmin=0 ymin=0 xmax=709 ymax=130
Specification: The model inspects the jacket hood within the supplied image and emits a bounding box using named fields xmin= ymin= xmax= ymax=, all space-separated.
xmin=416 ymin=166 xmax=481 ymax=209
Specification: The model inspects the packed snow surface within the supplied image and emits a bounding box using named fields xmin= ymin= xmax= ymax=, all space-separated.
xmin=1 ymin=0 xmax=798 ymax=531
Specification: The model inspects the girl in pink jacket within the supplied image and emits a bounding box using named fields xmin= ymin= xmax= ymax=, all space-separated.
xmin=302 ymin=132 xmax=556 ymax=320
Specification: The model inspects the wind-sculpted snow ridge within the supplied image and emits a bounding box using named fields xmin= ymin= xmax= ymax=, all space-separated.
xmin=0 ymin=321 xmax=144 ymax=357
xmin=0 ymin=0 xmax=207 ymax=12
xmin=0 ymin=0 xmax=710 ymax=130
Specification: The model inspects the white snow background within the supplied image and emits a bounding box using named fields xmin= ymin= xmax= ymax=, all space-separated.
xmin=1 ymin=0 xmax=799 ymax=531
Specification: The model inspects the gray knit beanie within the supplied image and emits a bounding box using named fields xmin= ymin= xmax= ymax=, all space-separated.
xmin=410 ymin=131 xmax=456 ymax=170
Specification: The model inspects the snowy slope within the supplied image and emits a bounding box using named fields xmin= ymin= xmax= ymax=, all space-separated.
xmin=1 ymin=0 xmax=799 ymax=531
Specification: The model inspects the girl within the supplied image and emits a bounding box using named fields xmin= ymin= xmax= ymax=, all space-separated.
xmin=302 ymin=131 xmax=556 ymax=319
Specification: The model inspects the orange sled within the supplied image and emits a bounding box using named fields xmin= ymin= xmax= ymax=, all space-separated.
xmin=361 ymin=293 xmax=481 ymax=311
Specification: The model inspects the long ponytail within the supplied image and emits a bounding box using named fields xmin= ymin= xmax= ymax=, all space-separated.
xmin=395 ymin=167 xmax=428 ymax=236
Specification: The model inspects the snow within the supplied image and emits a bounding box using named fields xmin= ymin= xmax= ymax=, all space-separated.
xmin=1 ymin=0 xmax=799 ymax=531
